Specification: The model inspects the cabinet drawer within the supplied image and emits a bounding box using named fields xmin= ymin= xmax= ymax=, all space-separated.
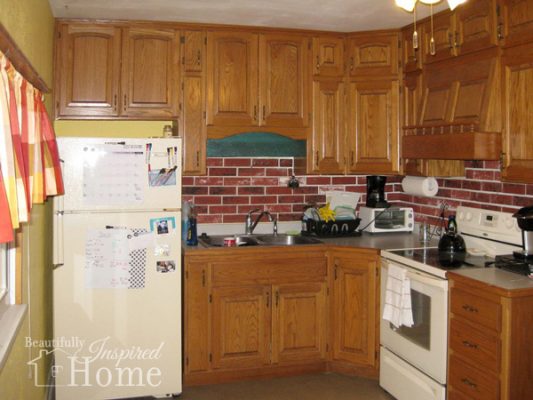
xmin=450 ymin=288 xmax=501 ymax=332
xmin=449 ymin=355 xmax=499 ymax=400
xmin=450 ymin=318 xmax=500 ymax=372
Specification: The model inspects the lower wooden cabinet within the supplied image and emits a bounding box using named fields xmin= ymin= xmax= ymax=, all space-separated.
xmin=448 ymin=272 xmax=533 ymax=400
xmin=183 ymin=246 xmax=380 ymax=384
xmin=329 ymin=248 xmax=379 ymax=370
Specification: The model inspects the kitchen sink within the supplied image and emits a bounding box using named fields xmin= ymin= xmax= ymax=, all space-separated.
xmin=198 ymin=234 xmax=322 ymax=247
xmin=255 ymin=234 xmax=323 ymax=246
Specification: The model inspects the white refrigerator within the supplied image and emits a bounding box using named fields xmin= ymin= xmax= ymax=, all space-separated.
xmin=52 ymin=137 xmax=182 ymax=400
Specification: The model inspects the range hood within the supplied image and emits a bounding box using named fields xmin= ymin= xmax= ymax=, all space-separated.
xmin=402 ymin=48 xmax=502 ymax=161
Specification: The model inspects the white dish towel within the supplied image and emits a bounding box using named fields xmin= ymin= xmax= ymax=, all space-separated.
xmin=382 ymin=264 xmax=414 ymax=328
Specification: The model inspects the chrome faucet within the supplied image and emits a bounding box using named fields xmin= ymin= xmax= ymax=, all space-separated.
xmin=245 ymin=209 xmax=277 ymax=235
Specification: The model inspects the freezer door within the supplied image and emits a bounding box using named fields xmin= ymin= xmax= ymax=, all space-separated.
xmin=53 ymin=211 xmax=181 ymax=400
xmin=57 ymin=137 xmax=182 ymax=211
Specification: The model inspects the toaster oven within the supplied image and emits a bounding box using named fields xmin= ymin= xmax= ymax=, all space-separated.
xmin=359 ymin=206 xmax=414 ymax=233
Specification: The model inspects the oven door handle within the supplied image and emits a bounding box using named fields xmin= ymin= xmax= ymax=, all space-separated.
xmin=382 ymin=260 xmax=448 ymax=290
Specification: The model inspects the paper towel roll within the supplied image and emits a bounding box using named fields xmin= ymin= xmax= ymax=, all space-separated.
xmin=401 ymin=176 xmax=439 ymax=197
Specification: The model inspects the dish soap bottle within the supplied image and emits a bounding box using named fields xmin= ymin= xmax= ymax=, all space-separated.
xmin=186 ymin=205 xmax=198 ymax=246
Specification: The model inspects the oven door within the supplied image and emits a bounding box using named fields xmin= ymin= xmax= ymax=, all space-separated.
xmin=380 ymin=258 xmax=448 ymax=384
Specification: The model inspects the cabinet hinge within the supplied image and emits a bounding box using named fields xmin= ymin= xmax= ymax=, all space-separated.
xmin=180 ymin=36 xmax=185 ymax=44
xmin=209 ymin=294 xmax=212 ymax=303
xmin=209 ymin=353 xmax=212 ymax=362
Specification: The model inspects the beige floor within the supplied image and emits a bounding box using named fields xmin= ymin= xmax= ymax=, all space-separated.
xmin=178 ymin=373 xmax=394 ymax=400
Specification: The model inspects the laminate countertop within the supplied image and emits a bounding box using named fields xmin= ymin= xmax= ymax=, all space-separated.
xmin=449 ymin=267 xmax=533 ymax=295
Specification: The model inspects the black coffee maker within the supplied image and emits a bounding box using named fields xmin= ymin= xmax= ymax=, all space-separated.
xmin=513 ymin=205 xmax=533 ymax=259
xmin=366 ymin=176 xmax=389 ymax=208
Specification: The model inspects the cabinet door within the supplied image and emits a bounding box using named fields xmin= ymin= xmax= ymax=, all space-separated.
xmin=182 ymin=30 xmax=205 ymax=73
xmin=206 ymin=31 xmax=259 ymax=126
xmin=423 ymin=11 xmax=456 ymax=64
xmin=331 ymin=251 xmax=378 ymax=367
xmin=259 ymin=33 xmax=310 ymax=127
xmin=272 ymin=282 xmax=327 ymax=365
xmin=346 ymin=80 xmax=400 ymax=174
xmin=56 ymin=24 xmax=121 ymax=118
xmin=313 ymin=36 xmax=345 ymax=77
xmin=346 ymin=33 xmax=399 ymax=78
xmin=501 ymin=0 xmax=533 ymax=47
xmin=308 ymin=79 xmax=345 ymax=174
xmin=211 ymin=285 xmax=271 ymax=369
xmin=501 ymin=42 xmax=533 ymax=183
xmin=455 ymin=0 xmax=498 ymax=55
xmin=182 ymin=76 xmax=206 ymax=175
xmin=184 ymin=262 xmax=209 ymax=373
xmin=121 ymin=27 xmax=180 ymax=118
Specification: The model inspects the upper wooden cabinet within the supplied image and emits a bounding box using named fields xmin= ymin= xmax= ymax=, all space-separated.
xmin=55 ymin=23 xmax=180 ymax=119
xmin=423 ymin=1 xmax=498 ymax=64
xmin=500 ymin=0 xmax=533 ymax=48
xmin=182 ymin=30 xmax=205 ymax=73
xmin=308 ymin=79 xmax=345 ymax=174
xmin=56 ymin=24 xmax=121 ymax=118
xmin=346 ymin=79 xmax=400 ymax=175
xmin=329 ymin=248 xmax=379 ymax=369
xmin=346 ymin=32 xmax=399 ymax=78
xmin=312 ymin=36 xmax=345 ymax=77
xmin=121 ymin=27 xmax=180 ymax=118
xmin=259 ymin=33 xmax=310 ymax=128
xmin=206 ymin=31 xmax=310 ymax=137
xmin=206 ymin=31 xmax=259 ymax=127
xmin=501 ymin=42 xmax=533 ymax=183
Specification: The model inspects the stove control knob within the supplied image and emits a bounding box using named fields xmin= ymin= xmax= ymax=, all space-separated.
xmin=504 ymin=217 xmax=514 ymax=229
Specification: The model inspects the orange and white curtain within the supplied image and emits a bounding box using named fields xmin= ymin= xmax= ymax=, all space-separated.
xmin=0 ymin=50 xmax=64 ymax=243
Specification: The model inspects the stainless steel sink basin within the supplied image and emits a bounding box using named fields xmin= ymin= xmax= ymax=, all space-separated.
xmin=198 ymin=235 xmax=260 ymax=247
xmin=198 ymin=234 xmax=322 ymax=247
xmin=255 ymin=234 xmax=323 ymax=246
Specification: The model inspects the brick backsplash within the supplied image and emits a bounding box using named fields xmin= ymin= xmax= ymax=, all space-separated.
xmin=182 ymin=158 xmax=533 ymax=225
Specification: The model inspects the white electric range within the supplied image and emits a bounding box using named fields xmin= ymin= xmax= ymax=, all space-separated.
xmin=379 ymin=206 xmax=523 ymax=400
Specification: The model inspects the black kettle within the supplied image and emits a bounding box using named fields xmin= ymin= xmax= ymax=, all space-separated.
xmin=438 ymin=215 xmax=466 ymax=267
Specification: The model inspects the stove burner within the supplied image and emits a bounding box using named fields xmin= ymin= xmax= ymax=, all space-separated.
xmin=390 ymin=248 xmax=490 ymax=270
xmin=495 ymin=255 xmax=533 ymax=276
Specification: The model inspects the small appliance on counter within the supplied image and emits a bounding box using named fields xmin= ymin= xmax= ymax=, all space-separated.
xmin=359 ymin=207 xmax=414 ymax=233
xmin=366 ymin=175 xmax=389 ymax=208
xmin=494 ymin=205 xmax=533 ymax=276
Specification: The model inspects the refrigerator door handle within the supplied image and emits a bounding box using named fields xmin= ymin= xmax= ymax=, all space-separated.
xmin=53 ymin=196 xmax=64 ymax=268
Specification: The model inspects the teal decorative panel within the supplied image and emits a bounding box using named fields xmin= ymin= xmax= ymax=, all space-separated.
xmin=207 ymin=132 xmax=306 ymax=157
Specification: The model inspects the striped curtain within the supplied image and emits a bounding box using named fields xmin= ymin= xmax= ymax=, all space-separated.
xmin=0 ymin=50 xmax=64 ymax=243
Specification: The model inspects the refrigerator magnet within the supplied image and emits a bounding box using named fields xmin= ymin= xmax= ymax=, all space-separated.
xmin=156 ymin=260 xmax=176 ymax=273
xmin=154 ymin=244 xmax=170 ymax=257
xmin=150 ymin=217 xmax=176 ymax=235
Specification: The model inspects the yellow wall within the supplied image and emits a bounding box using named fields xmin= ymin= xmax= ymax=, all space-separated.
xmin=54 ymin=120 xmax=170 ymax=138
xmin=0 ymin=0 xmax=55 ymax=399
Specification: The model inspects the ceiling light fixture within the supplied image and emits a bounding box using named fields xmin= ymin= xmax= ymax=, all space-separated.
xmin=395 ymin=0 xmax=468 ymax=56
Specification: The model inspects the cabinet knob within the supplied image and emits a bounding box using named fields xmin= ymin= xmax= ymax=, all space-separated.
xmin=461 ymin=378 xmax=477 ymax=389
xmin=462 ymin=340 xmax=478 ymax=349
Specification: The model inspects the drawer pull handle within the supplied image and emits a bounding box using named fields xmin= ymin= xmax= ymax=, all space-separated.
xmin=462 ymin=340 xmax=478 ymax=349
xmin=462 ymin=304 xmax=478 ymax=313
xmin=461 ymin=378 xmax=477 ymax=389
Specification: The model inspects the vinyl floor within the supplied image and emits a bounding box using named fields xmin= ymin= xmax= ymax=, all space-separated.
xmin=178 ymin=373 xmax=395 ymax=400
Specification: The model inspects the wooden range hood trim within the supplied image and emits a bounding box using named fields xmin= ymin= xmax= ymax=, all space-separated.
xmin=402 ymin=131 xmax=501 ymax=160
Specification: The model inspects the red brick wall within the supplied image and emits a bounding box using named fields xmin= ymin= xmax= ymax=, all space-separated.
xmin=182 ymin=158 xmax=533 ymax=225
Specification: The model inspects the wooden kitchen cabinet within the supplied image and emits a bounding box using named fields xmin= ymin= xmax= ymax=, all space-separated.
xmin=345 ymin=79 xmax=400 ymax=175
xmin=206 ymin=31 xmax=259 ymax=127
xmin=121 ymin=27 xmax=180 ymax=118
xmin=308 ymin=79 xmax=345 ymax=174
xmin=312 ymin=36 xmax=345 ymax=77
xmin=448 ymin=273 xmax=533 ymax=400
xmin=422 ymin=10 xmax=456 ymax=64
xmin=183 ymin=247 xmax=328 ymax=384
xmin=346 ymin=32 xmax=399 ymax=78
xmin=401 ymin=23 xmax=424 ymax=72
xmin=181 ymin=30 xmax=207 ymax=175
xmin=55 ymin=22 xmax=180 ymax=119
xmin=329 ymin=248 xmax=379 ymax=371
xmin=211 ymin=285 xmax=272 ymax=370
xmin=55 ymin=24 xmax=121 ymax=118
xmin=500 ymin=0 xmax=533 ymax=48
xmin=501 ymin=42 xmax=533 ymax=183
